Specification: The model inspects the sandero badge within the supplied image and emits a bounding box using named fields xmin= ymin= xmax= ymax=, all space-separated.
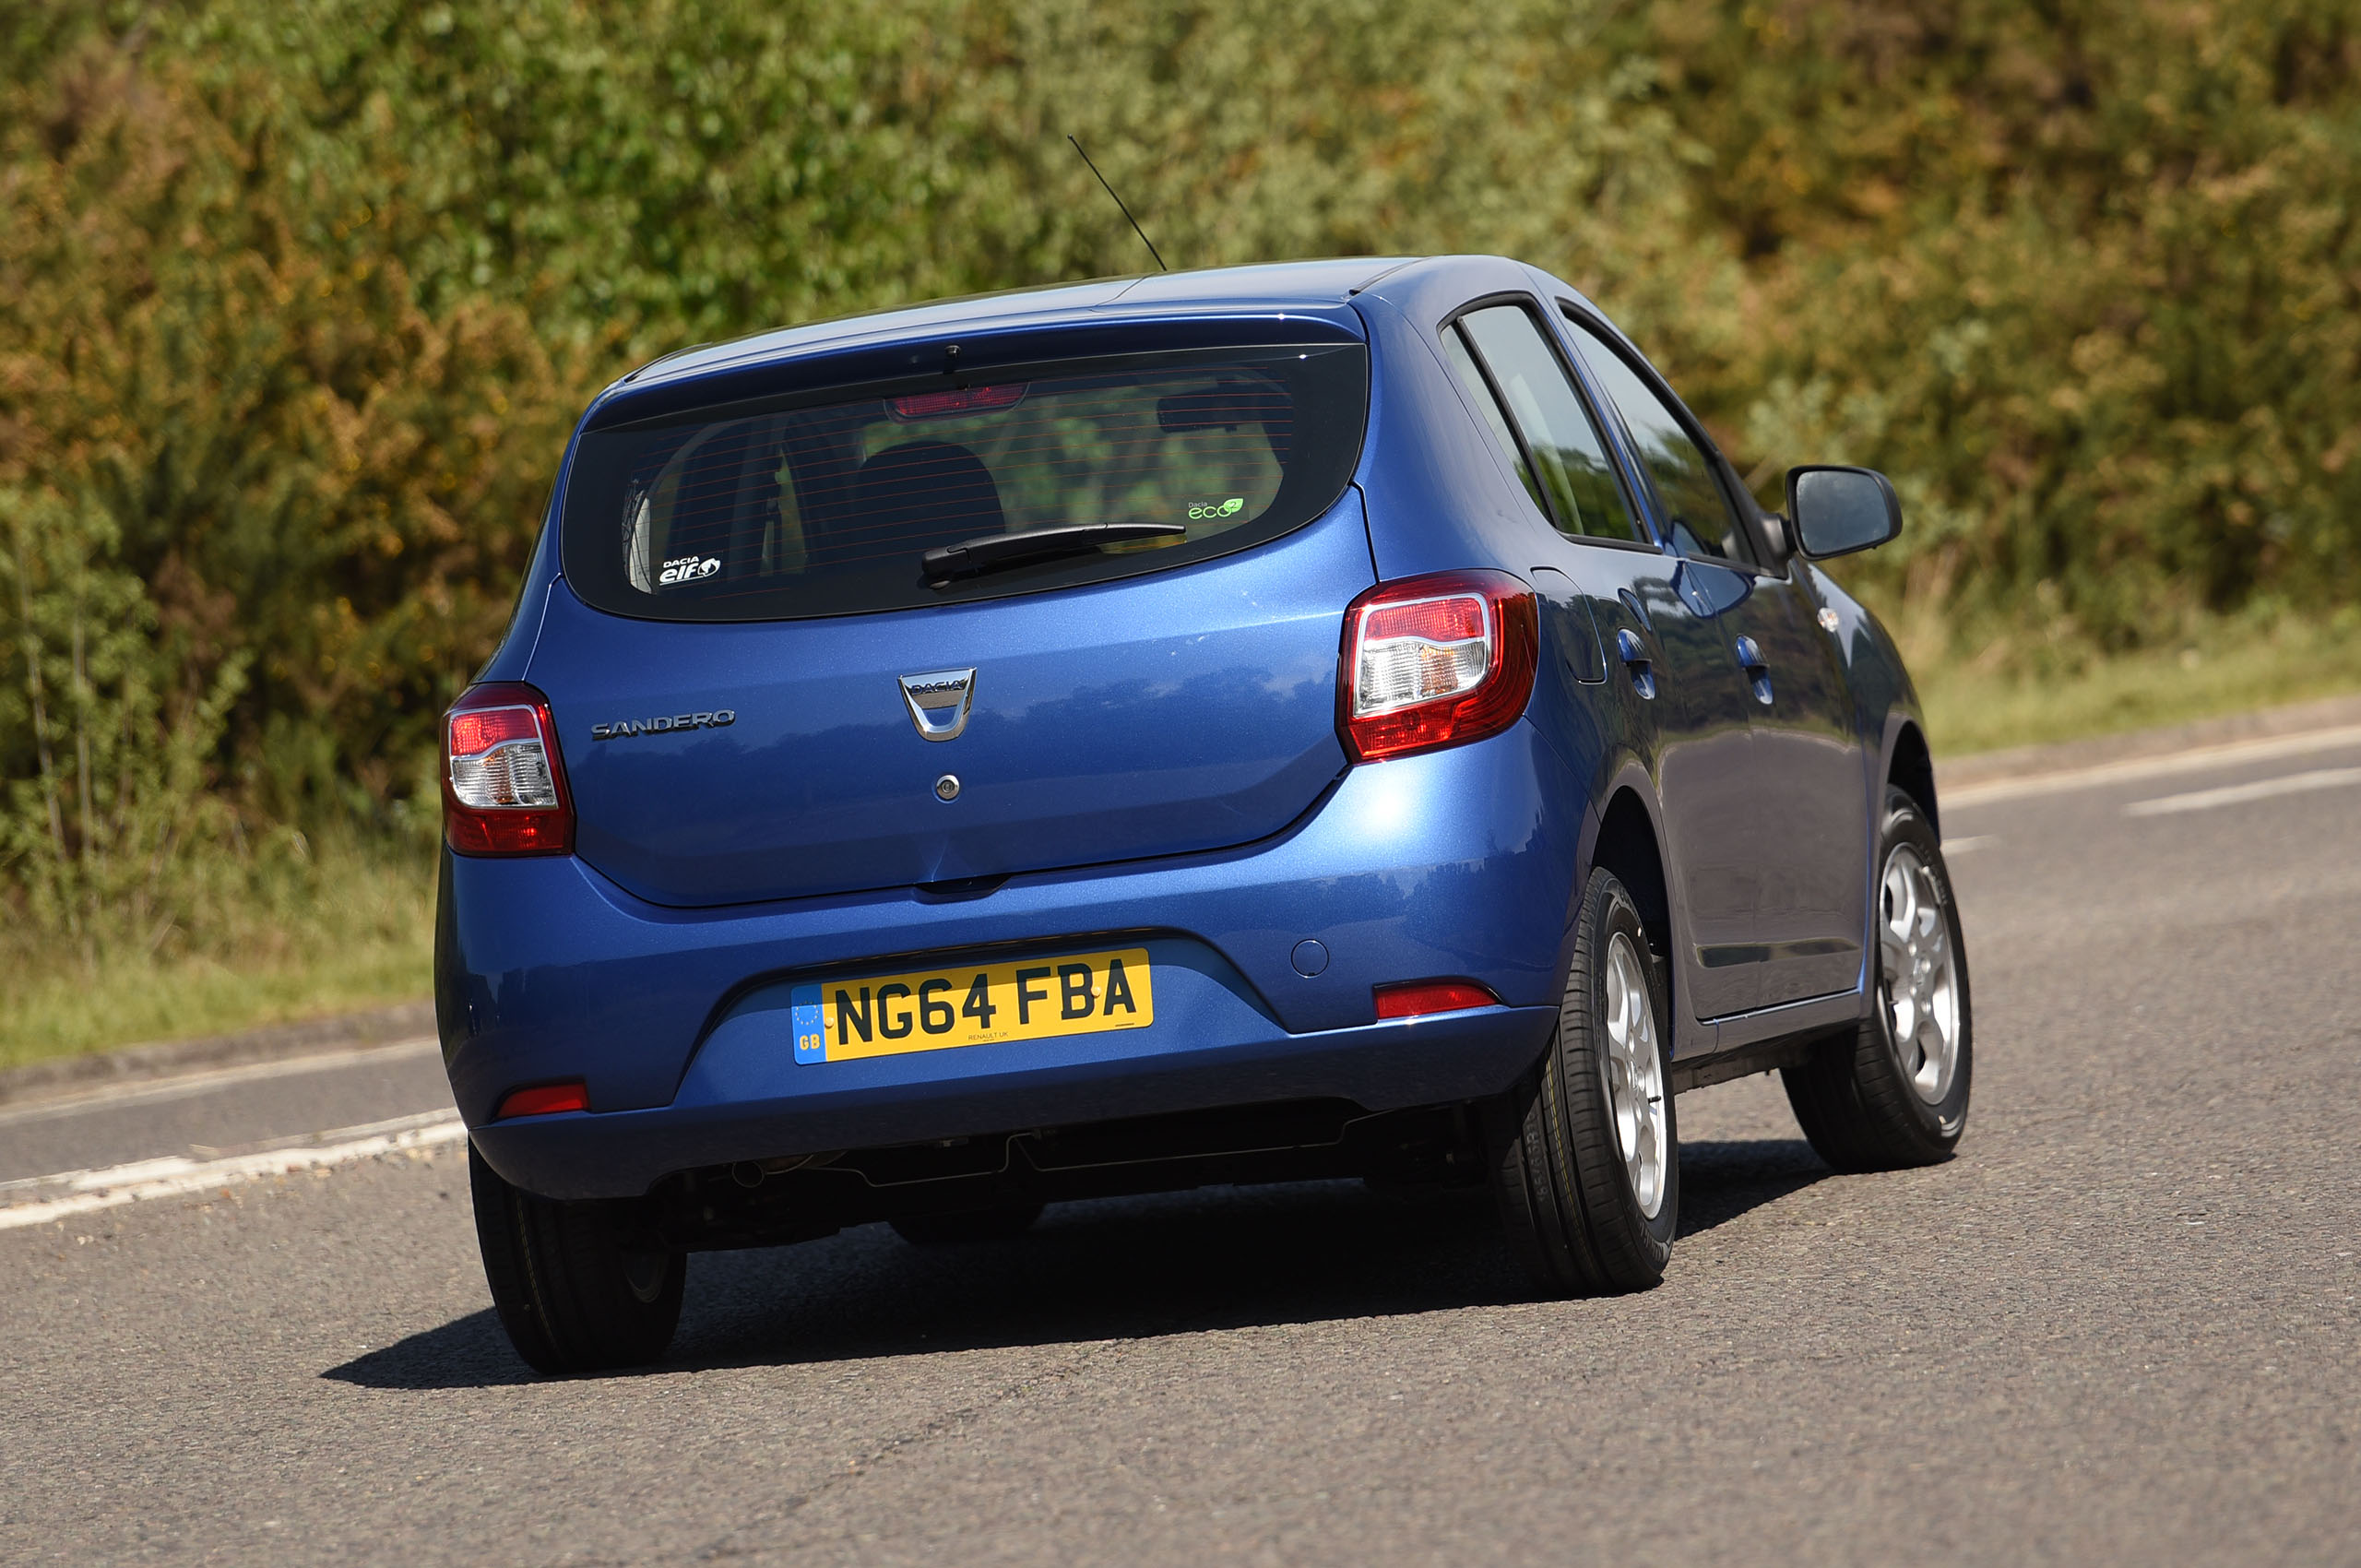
xmin=590 ymin=709 xmax=735 ymax=742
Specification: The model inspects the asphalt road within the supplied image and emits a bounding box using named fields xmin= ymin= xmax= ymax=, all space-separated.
xmin=5 ymin=732 xmax=2358 ymax=1566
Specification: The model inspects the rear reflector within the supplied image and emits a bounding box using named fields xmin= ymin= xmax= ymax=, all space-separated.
xmin=496 ymin=1081 xmax=589 ymax=1119
xmin=1340 ymin=570 xmax=1538 ymax=762
xmin=1374 ymin=980 xmax=1502 ymax=1020
xmin=444 ymin=682 xmax=575 ymax=856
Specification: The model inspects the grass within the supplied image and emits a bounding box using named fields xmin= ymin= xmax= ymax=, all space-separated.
xmin=6 ymin=608 xmax=2359 ymax=1074
xmin=0 ymin=832 xmax=434 ymax=1075
xmin=1902 ymin=605 xmax=2361 ymax=758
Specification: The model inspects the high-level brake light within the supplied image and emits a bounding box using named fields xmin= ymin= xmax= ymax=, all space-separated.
xmin=1339 ymin=569 xmax=1538 ymax=761
xmin=443 ymin=683 xmax=575 ymax=856
xmin=889 ymin=384 xmax=1028 ymax=421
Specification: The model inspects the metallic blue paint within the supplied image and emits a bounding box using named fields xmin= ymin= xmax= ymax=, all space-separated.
xmin=535 ymin=488 xmax=1373 ymax=908
xmin=444 ymin=719 xmax=1583 ymax=1196
xmin=440 ymin=255 xmax=1932 ymax=1203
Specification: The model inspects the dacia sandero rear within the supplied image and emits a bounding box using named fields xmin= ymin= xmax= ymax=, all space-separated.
xmin=444 ymin=256 xmax=1973 ymax=1373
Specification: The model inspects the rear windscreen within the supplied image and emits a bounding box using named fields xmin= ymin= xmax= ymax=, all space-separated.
xmin=560 ymin=342 xmax=1369 ymax=621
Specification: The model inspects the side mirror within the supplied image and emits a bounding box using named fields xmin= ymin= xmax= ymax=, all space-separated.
xmin=1785 ymin=466 xmax=1902 ymax=559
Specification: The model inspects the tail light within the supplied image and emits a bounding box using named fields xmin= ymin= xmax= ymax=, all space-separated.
xmin=1375 ymin=979 xmax=1502 ymax=1020
xmin=443 ymin=682 xmax=575 ymax=856
xmin=1339 ymin=569 xmax=1538 ymax=762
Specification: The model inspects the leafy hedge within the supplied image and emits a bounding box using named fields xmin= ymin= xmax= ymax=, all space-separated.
xmin=4 ymin=0 xmax=2356 ymax=949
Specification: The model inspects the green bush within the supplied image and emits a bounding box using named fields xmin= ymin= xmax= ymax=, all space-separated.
xmin=3 ymin=0 xmax=2356 ymax=1000
xmin=1646 ymin=0 xmax=2361 ymax=646
xmin=1 ymin=38 xmax=576 ymax=968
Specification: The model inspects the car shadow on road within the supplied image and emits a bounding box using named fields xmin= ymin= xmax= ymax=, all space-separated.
xmin=1676 ymin=1136 xmax=1829 ymax=1236
xmin=323 ymin=1136 xmax=1830 ymax=1391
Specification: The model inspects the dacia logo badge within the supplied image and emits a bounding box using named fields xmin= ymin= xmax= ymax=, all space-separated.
xmin=898 ymin=668 xmax=977 ymax=742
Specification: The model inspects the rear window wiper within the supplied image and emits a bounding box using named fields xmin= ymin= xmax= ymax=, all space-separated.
xmin=921 ymin=522 xmax=1186 ymax=582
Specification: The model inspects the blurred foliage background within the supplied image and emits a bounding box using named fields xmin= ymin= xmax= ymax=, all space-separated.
xmin=4 ymin=0 xmax=2359 ymax=1055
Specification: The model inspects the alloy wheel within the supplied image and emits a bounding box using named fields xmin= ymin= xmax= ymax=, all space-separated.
xmin=1599 ymin=932 xmax=1668 ymax=1218
xmin=1879 ymin=843 xmax=1961 ymax=1104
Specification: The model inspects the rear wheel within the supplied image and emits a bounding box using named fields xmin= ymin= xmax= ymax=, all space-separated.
xmin=1491 ymin=867 xmax=1678 ymax=1294
xmin=1782 ymin=787 xmax=1972 ymax=1171
xmin=469 ymin=1145 xmax=684 ymax=1375
xmin=891 ymin=1202 xmax=1045 ymax=1245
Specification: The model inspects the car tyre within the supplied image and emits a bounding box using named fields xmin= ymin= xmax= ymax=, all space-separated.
xmin=1782 ymin=787 xmax=1972 ymax=1171
xmin=1490 ymin=867 xmax=1678 ymax=1294
xmin=891 ymin=1202 xmax=1046 ymax=1245
xmin=469 ymin=1144 xmax=684 ymax=1375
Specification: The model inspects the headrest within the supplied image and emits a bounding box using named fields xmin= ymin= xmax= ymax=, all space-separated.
xmin=817 ymin=439 xmax=1006 ymax=568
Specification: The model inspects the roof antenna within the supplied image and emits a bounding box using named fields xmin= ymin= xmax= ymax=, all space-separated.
xmin=1068 ymin=136 xmax=1168 ymax=273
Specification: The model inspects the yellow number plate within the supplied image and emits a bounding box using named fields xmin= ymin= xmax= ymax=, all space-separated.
xmin=790 ymin=946 xmax=1154 ymax=1063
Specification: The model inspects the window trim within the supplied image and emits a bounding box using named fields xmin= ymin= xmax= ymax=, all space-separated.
xmin=1439 ymin=320 xmax=1549 ymax=517
xmin=1553 ymin=301 xmax=1784 ymax=577
xmin=1433 ymin=292 xmax=1666 ymax=556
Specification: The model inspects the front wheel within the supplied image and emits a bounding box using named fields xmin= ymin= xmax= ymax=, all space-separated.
xmin=1490 ymin=867 xmax=1679 ymax=1294
xmin=469 ymin=1145 xmax=685 ymax=1375
xmin=1782 ymin=787 xmax=1973 ymax=1171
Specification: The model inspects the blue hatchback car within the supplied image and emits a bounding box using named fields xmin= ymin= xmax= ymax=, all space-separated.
xmin=440 ymin=255 xmax=1972 ymax=1372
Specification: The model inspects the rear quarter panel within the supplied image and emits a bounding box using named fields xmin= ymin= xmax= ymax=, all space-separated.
xmin=1348 ymin=260 xmax=1710 ymax=1055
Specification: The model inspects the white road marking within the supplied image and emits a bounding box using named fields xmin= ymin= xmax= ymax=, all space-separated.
xmin=0 ymin=1108 xmax=464 ymax=1231
xmin=2123 ymin=766 xmax=2361 ymax=818
xmin=1942 ymin=835 xmax=1999 ymax=854
xmin=0 ymin=1037 xmax=440 ymax=1127
xmin=1944 ymin=722 xmax=2361 ymax=808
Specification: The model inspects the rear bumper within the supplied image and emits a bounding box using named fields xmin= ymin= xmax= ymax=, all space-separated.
xmin=441 ymin=721 xmax=1585 ymax=1200
xmin=472 ymin=1004 xmax=1557 ymax=1199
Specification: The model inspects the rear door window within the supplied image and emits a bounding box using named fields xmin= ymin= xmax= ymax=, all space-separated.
xmin=1442 ymin=304 xmax=1648 ymax=546
xmin=562 ymin=342 xmax=1368 ymax=621
xmin=1560 ymin=314 xmax=1759 ymax=569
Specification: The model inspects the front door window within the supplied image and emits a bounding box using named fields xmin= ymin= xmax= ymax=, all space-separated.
xmin=1559 ymin=318 xmax=1759 ymax=570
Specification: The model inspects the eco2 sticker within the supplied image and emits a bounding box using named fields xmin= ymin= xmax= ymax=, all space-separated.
xmin=1186 ymin=497 xmax=1245 ymax=522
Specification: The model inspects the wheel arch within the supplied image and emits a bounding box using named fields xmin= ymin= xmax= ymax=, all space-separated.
xmin=1587 ymin=782 xmax=1674 ymax=1013
xmin=1884 ymin=719 xmax=1939 ymax=837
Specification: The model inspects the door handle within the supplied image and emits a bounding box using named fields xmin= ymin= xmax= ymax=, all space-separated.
xmin=1616 ymin=627 xmax=1657 ymax=701
xmin=1734 ymin=636 xmax=1774 ymax=705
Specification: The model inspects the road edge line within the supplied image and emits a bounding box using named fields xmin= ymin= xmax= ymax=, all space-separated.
xmin=0 ymin=1112 xmax=467 ymax=1232
xmin=1942 ymin=722 xmax=2361 ymax=808
xmin=0 ymin=998 xmax=437 ymax=1111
